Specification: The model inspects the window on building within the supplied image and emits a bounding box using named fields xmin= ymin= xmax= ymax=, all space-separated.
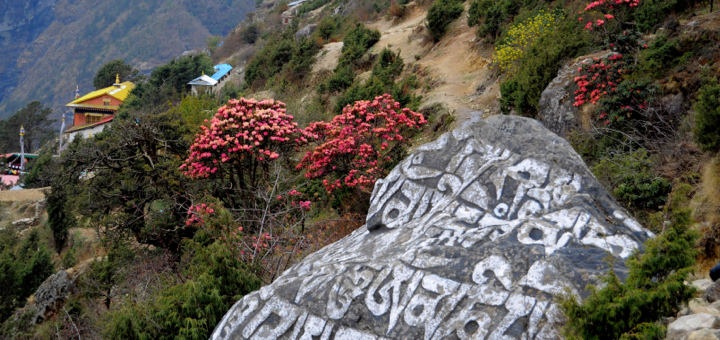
xmin=103 ymin=98 xmax=111 ymax=106
xmin=86 ymin=115 xmax=102 ymax=124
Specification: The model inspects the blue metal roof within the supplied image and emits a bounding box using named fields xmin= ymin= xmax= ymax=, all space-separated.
xmin=288 ymin=0 xmax=307 ymax=6
xmin=211 ymin=64 xmax=233 ymax=81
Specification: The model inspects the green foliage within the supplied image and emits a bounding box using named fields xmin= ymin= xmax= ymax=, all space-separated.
xmin=62 ymin=247 xmax=78 ymax=268
xmin=318 ymin=17 xmax=337 ymax=41
xmin=206 ymin=35 xmax=223 ymax=56
xmin=103 ymin=235 xmax=261 ymax=340
xmin=93 ymin=59 xmax=145 ymax=90
xmin=500 ymin=15 xmax=590 ymax=116
xmin=693 ymin=77 xmax=720 ymax=153
xmin=240 ymin=24 xmax=261 ymax=45
xmin=298 ymin=0 xmax=332 ymax=16
xmin=123 ymin=54 xmax=214 ymax=111
xmin=244 ymin=27 xmax=321 ymax=89
xmin=591 ymin=149 xmax=671 ymax=209
xmin=638 ymin=35 xmax=689 ymax=78
xmin=614 ymin=173 xmax=672 ymax=209
xmin=320 ymin=24 xmax=380 ymax=93
xmin=467 ymin=0 xmax=492 ymax=26
xmin=493 ymin=9 xmax=563 ymax=75
xmin=333 ymin=49 xmax=421 ymax=113
xmin=598 ymin=80 xmax=659 ymax=125
xmin=47 ymin=183 xmax=77 ymax=253
xmin=561 ymin=184 xmax=698 ymax=340
xmin=425 ymin=0 xmax=465 ymax=41
xmin=0 ymin=101 xmax=56 ymax=154
xmin=633 ymin=0 xmax=694 ymax=32
xmin=0 ymin=229 xmax=56 ymax=322
xmin=338 ymin=24 xmax=381 ymax=66
xmin=23 ymin=147 xmax=54 ymax=188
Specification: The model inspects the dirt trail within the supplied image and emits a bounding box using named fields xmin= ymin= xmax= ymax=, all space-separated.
xmin=367 ymin=4 xmax=501 ymax=125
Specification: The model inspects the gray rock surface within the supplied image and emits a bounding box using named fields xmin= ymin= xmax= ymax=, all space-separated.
xmin=694 ymin=279 xmax=715 ymax=295
xmin=688 ymin=329 xmax=720 ymax=340
xmin=211 ymin=115 xmax=653 ymax=340
xmin=29 ymin=270 xmax=77 ymax=324
xmin=295 ymin=24 xmax=317 ymax=40
xmin=706 ymin=281 xmax=720 ymax=303
xmin=668 ymin=314 xmax=720 ymax=340
xmin=538 ymin=52 xmax=615 ymax=138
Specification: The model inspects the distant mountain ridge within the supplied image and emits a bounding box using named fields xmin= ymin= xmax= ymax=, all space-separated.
xmin=0 ymin=0 xmax=253 ymax=121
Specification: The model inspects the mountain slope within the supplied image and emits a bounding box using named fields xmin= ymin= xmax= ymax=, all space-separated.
xmin=0 ymin=0 xmax=253 ymax=120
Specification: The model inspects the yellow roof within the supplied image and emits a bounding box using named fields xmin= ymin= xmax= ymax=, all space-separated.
xmin=67 ymin=81 xmax=135 ymax=106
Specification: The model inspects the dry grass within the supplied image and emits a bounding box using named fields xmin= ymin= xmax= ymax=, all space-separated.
xmin=0 ymin=187 xmax=47 ymax=202
xmin=695 ymin=157 xmax=720 ymax=260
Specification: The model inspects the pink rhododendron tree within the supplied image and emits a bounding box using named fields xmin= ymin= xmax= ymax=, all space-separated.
xmin=297 ymin=94 xmax=426 ymax=193
xmin=181 ymin=98 xmax=309 ymax=205
xmin=578 ymin=0 xmax=646 ymax=53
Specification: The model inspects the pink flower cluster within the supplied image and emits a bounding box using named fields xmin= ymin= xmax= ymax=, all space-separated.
xmin=579 ymin=0 xmax=638 ymax=30
xmin=185 ymin=203 xmax=216 ymax=226
xmin=296 ymin=94 xmax=426 ymax=193
xmin=573 ymin=54 xmax=625 ymax=107
xmin=181 ymin=98 xmax=307 ymax=178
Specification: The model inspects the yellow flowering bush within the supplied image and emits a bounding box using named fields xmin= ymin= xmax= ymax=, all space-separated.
xmin=493 ymin=10 xmax=563 ymax=75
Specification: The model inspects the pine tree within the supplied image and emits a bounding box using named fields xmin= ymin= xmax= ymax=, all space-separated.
xmin=561 ymin=185 xmax=698 ymax=339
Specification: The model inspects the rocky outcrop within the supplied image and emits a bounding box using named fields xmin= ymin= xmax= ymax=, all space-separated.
xmin=28 ymin=270 xmax=77 ymax=324
xmin=211 ymin=115 xmax=653 ymax=340
xmin=295 ymin=24 xmax=317 ymax=40
xmin=22 ymin=257 xmax=99 ymax=324
xmin=538 ymin=51 xmax=616 ymax=138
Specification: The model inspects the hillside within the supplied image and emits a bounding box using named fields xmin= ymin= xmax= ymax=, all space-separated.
xmin=0 ymin=0 xmax=254 ymax=121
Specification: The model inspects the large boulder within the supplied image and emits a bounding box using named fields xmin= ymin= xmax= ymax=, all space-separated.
xmin=295 ymin=24 xmax=317 ymax=40
xmin=538 ymin=51 xmax=615 ymax=138
xmin=211 ymin=115 xmax=653 ymax=340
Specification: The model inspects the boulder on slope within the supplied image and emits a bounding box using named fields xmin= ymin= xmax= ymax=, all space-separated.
xmin=211 ymin=114 xmax=653 ymax=340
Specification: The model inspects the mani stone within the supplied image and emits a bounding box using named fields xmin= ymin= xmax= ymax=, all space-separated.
xmin=211 ymin=115 xmax=653 ymax=340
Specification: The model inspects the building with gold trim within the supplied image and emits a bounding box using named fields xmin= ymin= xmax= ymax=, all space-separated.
xmin=64 ymin=76 xmax=135 ymax=142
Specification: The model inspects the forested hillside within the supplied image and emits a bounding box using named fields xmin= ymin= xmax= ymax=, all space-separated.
xmin=0 ymin=0 xmax=254 ymax=121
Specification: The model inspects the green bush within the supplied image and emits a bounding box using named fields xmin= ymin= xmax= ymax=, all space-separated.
xmin=321 ymin=24 xmax=380 ymax=93
xmin=693 ymin=77 xmax=720 ymax=153
xmin=317 ymin=17 xmax=337 ymax=41
xmin=633 ymin=0 xmax=694 ymax=32
xmin=333 ymin=49 xmax=420 ymax=113
xmin=500 ymin=14 xmax=590 ymax=116
xmin=591 ymin=149 xmax=671 ymax=210
xmin=0 ymin=229 xmax=56 ymax=322
xmin=561 ymin=185 xmax=698 ymax=340
xmin=425 ymin=0 xmax=465 ymax=41
xmin=638 ymin=35 xmax=690 ymax=78
xmin=103 ymin=234 xmax=261 ymax=340
xmin=467 ymin=0 xmax=492 ymax=26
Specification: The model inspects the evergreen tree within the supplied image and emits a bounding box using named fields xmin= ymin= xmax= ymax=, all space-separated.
xmin=94 ymin=59 xmax=145 ymax=89
xmin=561 ymin=185 xmax=698 ymax=339
xmin=46 ymin=184 xmax=76 ymax=253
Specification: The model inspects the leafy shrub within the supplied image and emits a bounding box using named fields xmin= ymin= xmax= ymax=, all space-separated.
xmin=693 ymin=77 xmax=720 ymax=153
xmin=333 ymin=49 xmax=420 ymax=113
xmin=317 ymin=17 xmax=337 ymax=41
xmin=338 ymin=24 xmax=381 ymax=66
xmin=0 ymin=229 xmax=56 ymax=322
xmin=103 ymin=235 xmax=260 ymax=340
xmin=425 ymin=0 xmax=465 ymax=41
xmin=467 ymin=0 xmax=492 ymax=26
xmin=560 ymin=185 xmax=698 ymax=340
xmin=591 ymin=149 xmax=670 ymax=209
xmin=298 ymin=94 xmax=426 ymax=192
xmin=493 ymin=9 xmax=562 ymax=75
xmin=613 ymin=172 xmax=672 ymax=209
xmin=633 ymin=0 xmax=694 ymax=32
xmin=596 ymin=80 xmax=658 ymax=126
xmin=500 ymin=15 xmax=590 ymax=116
xmin=638 ymin=35 xmax=688 ymax=77
xmin=93 ymin=59 xmax=145 ymax=90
